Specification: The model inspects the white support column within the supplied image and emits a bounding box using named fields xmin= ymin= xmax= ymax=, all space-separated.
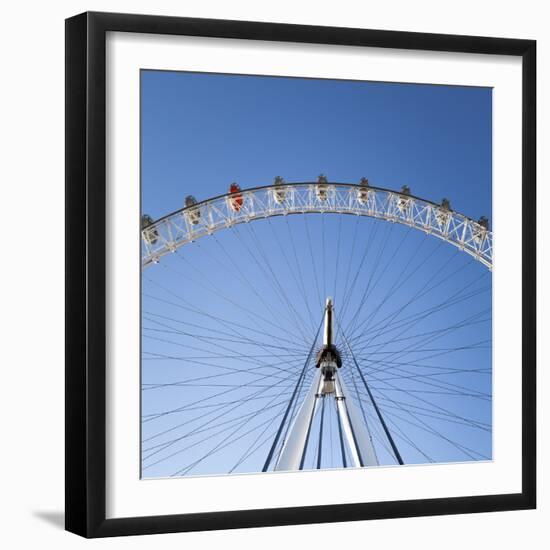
xmin=335 ymin=373 xmax=379 ymax=467
xmin=274 ymin=369 xmax=323 ymax=471
xmin=274 ymin=297 xmax=378 ymax=471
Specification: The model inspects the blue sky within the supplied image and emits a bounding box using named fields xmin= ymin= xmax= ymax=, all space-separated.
xmin=141 ymin=71 xmax=492 ymax=221
xmin=140 ymin=70 xmax=492 ymax=478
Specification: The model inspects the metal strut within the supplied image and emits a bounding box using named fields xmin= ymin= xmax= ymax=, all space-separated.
xmin=340 ymin=329 xmax=404 ymax=465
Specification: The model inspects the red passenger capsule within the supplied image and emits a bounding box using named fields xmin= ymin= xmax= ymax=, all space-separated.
xmin=228 ymin=183 xmax=243 ymax=211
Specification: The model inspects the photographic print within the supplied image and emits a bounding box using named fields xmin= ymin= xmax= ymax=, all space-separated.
xmin=139 ymin=70 xmax=493 ymax=479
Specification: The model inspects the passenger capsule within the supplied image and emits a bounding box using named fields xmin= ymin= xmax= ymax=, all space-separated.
xmin=357 ymin=177 xmax=370 ymax=204
xmin=473 ymin=216 xmax=489 ymax=243
xmin=436 ymin=198 xmax=452 ymax=227
xmin=316 ymin=174 xmax=329 ymax=201
xmin=184 ymin=195 xmax=201 ymax=225
xmin=272 ymin=176 xmax=287 ymax=204
xmin=397 ymin=185 xmax=411 ymax=213
xmin=141 ymin=214 xmax=159 ymax=245
xmin=228 ymin=183 xmax=244 ymax=212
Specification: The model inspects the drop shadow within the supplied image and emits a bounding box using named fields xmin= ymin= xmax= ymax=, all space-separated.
xmin=33 ymin=510 xmax=65 ymax=530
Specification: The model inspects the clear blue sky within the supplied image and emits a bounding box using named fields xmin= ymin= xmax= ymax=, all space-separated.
xmin=140 ymin=70 xmax=492 ymax=478
xmin=141 ymin=70 xmax=492 ymax=222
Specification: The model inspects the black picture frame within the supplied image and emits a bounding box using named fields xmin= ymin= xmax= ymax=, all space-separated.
xmin=65 ymin=11 xmax=536 ymax=538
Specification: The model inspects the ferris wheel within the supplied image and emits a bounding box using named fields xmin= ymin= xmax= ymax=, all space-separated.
xmin=140 ymin=176 xmax=493 ymax=478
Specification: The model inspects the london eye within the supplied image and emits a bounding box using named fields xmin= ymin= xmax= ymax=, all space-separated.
xmin=140 ymin=176 xmax=492 ymax=478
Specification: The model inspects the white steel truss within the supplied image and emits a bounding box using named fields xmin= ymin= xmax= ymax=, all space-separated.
xmin=141 ymin=182 xmax=493 ymax=269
